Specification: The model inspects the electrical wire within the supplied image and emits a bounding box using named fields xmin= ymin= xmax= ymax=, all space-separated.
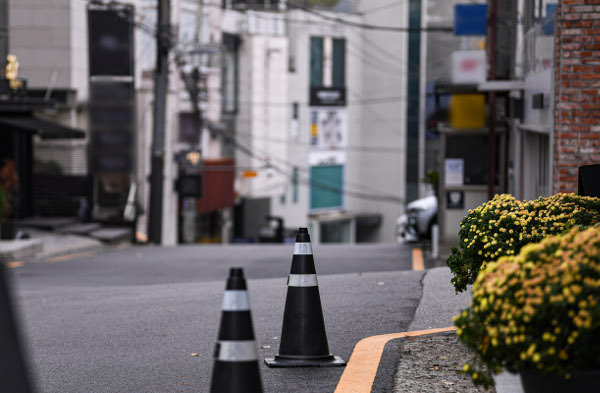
xmin=358 ymin=0 xmax=406 ymax=15
xmin=235 ymin=130 xmax=406 ymax=152
xmin=83 ymin=0 xmax=405 ymax=205
xmin=286 ymin=0 xmax=453 ymax=33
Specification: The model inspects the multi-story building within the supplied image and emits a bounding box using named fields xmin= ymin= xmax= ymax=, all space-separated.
xmin=222 ymin=0 xmax=409 ymax=243
xmin=9 ymin=0 xmax=230 ymax=245
xmin=422 ymin=0 xmax=558 ymax=242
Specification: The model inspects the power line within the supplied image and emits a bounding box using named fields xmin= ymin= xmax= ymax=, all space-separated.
xmin=236 ymin=130 xmax=406 ymax=153
xmin=358 ymin=0 xmax=406 ymax=15
xmin=86 ymin=0 xmax=404 ymax=206
xmin=286 ymin=0 xmax=453 ymax=32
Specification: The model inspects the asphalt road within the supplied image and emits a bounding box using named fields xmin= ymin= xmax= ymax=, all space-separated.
xmin=9 ymin=243 xmax=424 ymax=393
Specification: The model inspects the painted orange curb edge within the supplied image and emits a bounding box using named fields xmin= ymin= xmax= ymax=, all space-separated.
xmin=47 ymin=251 xmax=95 ymax=263
xmin=334 ymin=326 xmax=458 ymax=393
xmin=411 ymin=248 xmax=425 ymax=271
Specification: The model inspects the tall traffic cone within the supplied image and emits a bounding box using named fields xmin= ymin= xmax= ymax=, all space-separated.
xmin=264 ymin=228 xmax=346 ymax=367
xmin=210 ymin=267 xmax=263 ymax=393
xmin=0 ymin=263 xmax=32 ymax=393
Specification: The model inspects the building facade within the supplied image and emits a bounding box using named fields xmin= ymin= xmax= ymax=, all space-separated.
xmin=9 ymin=0 xmax=230 ymax=245
xmin=222 ymin=1 xmax=409 ymax=243
xmin=553 ymin=0 xmax=600 ymax=193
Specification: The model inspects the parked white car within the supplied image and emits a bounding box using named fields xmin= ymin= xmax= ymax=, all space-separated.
xmin=396 ymin=195 xmax=438 ymax=242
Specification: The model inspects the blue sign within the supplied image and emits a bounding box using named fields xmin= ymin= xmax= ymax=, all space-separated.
xmin=542 ymin=4 xmax=557 ymax=35
xmin=454 ymin=4 xmax=487 ymax=36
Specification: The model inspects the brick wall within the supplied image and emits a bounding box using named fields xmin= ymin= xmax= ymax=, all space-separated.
xmin=554 ymin=0 xmax=600 ymax=193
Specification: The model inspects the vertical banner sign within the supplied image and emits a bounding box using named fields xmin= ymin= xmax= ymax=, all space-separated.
xmin=87 ymin=4 xmax=136 ymax=216
xmin=308 ymin=86 xmax=347 ymax=210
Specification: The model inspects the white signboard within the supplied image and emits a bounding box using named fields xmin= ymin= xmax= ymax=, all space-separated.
xmin=445 ymin=158 xmax=464 ymax=186
xmin=452 ymin=50 xmax=486 ymax=84
xmin=309 ymin=107 xmax=347 ymax=149
xmin=308 ymin=150 xmax=346 ymax=166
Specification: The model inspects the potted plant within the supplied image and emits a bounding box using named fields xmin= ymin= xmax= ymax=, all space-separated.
xmin=0 ymin=158 xmax=19 ymax=240
xmin=454 ymin=226 xmax=600 ymax=392
xmin=447 ymin=193 xmax=600 ymax=292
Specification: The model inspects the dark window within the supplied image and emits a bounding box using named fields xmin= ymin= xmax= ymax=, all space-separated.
xmin=179 ymin=113 xmax=200 ymax=144
xmin=222 ymin=34 xmax=239 ymax=113
xmin=0 ymin=0 xmax=8 ymax=70
xmin=310 ymin=37 xmax=323 ymax=87
xmin=292 ymin=167 xmax=298 ymax=203
xmin=332 ymin=38 xmax=345 ymax=87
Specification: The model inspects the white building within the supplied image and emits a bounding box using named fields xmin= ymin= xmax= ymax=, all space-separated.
xmin=222 ymin=1 xmax=409 ymax=243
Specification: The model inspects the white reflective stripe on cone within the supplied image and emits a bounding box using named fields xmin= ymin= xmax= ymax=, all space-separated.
xmin=216 ymin=340 xmax=258 ymax=362
xmin=293 ymin=242 xmax=313 ymax=255
xmin=222 ymin=290 xmax=251 ymax=311
xmin=287 ymin=274 xmax=318 ymax=287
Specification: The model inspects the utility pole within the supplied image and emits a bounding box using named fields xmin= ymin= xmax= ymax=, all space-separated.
xmin=148 ymin=0 xmax=171 ymax=244
xmin=487 ymin=0 xmax=497 ymax=200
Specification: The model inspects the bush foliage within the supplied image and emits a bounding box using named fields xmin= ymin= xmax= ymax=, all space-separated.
xmin=454 ymin=227 xmax=600 ymax=387
xmin=447 ymin=193 xmax=600 ymax=292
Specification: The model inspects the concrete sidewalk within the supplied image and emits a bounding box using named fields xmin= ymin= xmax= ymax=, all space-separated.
xmin=0 ymin=228 xmax=104 ymax=262
xmin=407 ymin=266 xmax=524 ymax=393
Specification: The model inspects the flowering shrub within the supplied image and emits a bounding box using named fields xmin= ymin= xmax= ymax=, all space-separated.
xmin=447 ymin=193 xmax=600 ymax=292
xmin=454 ymin=227 xmax=600 ymax=387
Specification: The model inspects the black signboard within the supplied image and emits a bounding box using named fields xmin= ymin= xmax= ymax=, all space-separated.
xmin=309 ymin=87 xmax=346 ymax=107
xmin=532 ymin=93 xmax=544 ymax=109
xmin=447 ymin=190 xmax=464 ymax=209
xmin=578 ymin=164 xmax=600 ymax=197
xmin=88 ymin=6 xmax=134 ymax=76
xmin=176 ymin=174 xmax=203 ymax=198
xmin=88 ymin=81 xmax=135 ymax=173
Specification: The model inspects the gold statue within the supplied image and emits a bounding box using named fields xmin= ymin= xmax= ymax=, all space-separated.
xmin=5 ymin=54 xmax=23 ymax=91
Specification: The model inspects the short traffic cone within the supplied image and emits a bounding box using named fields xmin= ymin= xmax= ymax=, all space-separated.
xmin=264 ymin=228 xmax=345 ymax=367
xmin=210 ymin=267 xmax=263 ymax=393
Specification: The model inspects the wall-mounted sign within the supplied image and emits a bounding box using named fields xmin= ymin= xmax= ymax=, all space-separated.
xmin=447 ymin=190 xmax=464 ymax=209
xmin=310 ymin=87 xmax=346 ymax=106
xmin=309 ymin=107 xmax=347 ymax=149
xmin=449 ymin=94 xmax=486 ymax=129
xmin=452 ymin=50 xmax=486 ymax=84
xmin=454 ymin=4 xmax=487 ymax=36
xmin=176 ymin=149 xmax=203 ymax=174
xmin=444 ymin=158 xmax=464 ymax=186
xmin=308 ymin=150 xmax=346 ymax=166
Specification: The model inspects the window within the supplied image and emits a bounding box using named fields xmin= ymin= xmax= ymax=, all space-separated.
xmin=310 ymin=165 xmax=343 ymax=210
xmin=332 ymin=38 xmax=345 ymax=87
xmin=310 ymin=37 xmax=323 ymax=87
xmin=222 ymin=34 xmax=239 ymax=113
xmin=139 ymin=6 xmax=156 ymax=71
xmin=310 ymin=36 xmax=345 ymax=88
xmin=179 ymin=112 xmax=199 ymax=144
xmin=292 ymin=167 xmax=298 ymax=203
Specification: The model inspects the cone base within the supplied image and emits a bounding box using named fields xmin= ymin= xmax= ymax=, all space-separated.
xmin=264 ymin=355 xmax=346 ymax=368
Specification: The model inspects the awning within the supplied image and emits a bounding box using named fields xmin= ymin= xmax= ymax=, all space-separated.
xmin=0 ymin=115 xmax=85 ymax=139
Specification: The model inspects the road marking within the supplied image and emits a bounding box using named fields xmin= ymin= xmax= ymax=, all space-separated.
xmin=412 ymin=247 xmax=424 ymax=271
xmin=334 ymin=326 xmax=457 ymax=393
xmin=7 ymin=261 xmax=23 ymax=268
xmin=47 ymin=251 xmax=95 ymax=263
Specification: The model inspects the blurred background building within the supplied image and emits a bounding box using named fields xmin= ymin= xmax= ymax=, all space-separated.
xmin=5 ymin=0 xmax=593 ymax=246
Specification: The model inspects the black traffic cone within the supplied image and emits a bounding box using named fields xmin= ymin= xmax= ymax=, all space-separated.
xmin=0 ymin=264 xmax=32 ymax=392
xmin=264 ymin=228 xmax=345 ymax=367
xmin=210 ymin=267 xmax=263 ymax=393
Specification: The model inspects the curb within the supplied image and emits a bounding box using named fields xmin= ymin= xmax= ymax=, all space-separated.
xmin=0 ymin=239 xmax=43 ymax=263
xmin=334 ymin=326 xmax=458 ymax=393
